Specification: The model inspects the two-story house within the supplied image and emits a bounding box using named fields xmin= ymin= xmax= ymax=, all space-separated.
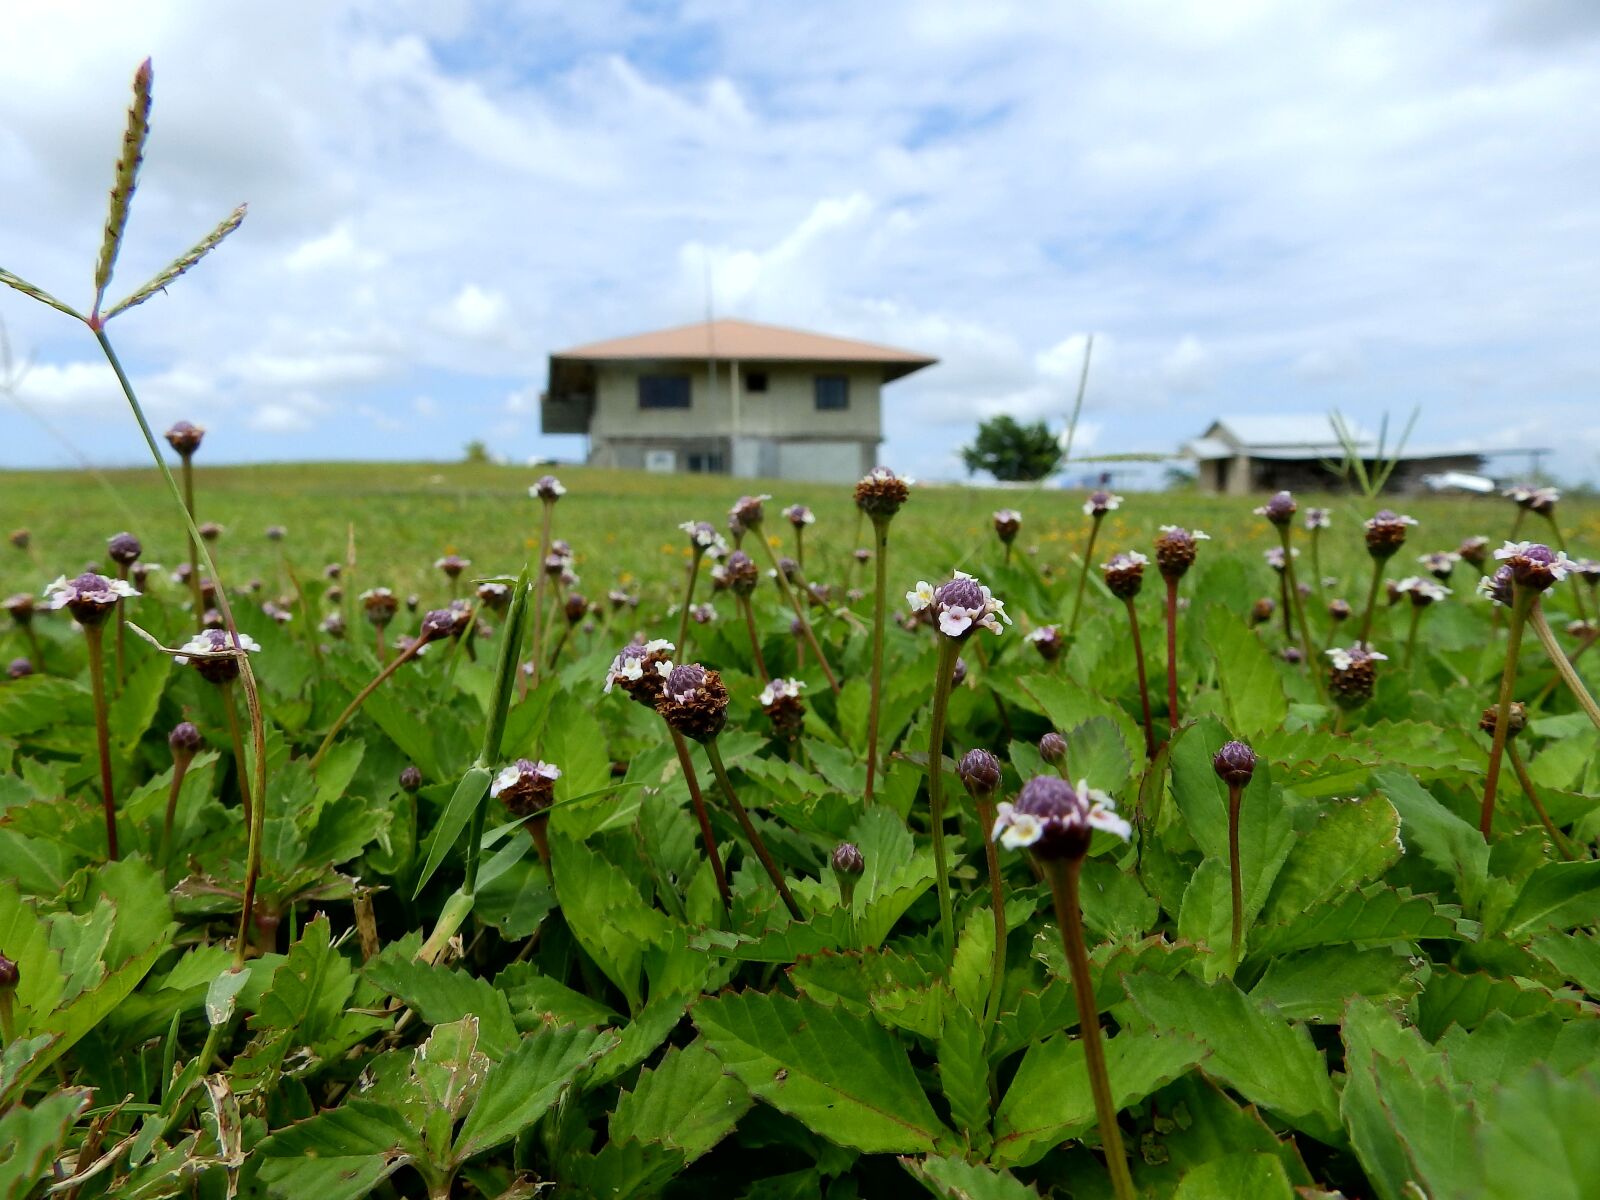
xmin=540 ymin=318 xmax=937 ymax=482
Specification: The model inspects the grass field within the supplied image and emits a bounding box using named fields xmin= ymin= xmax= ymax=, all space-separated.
xmin=4 ymin=460 xmax=1587 ymax=613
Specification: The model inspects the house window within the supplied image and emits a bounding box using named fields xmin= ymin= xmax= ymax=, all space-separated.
xmin=814 ymin=374 xmax=849 ymax=411
xmin=638 ymin=375 xmax=691 ymax=409
xmin=745 ymin=370 xmax=769 ymax=394
xmin=686 ymin=451 xmax=725 ymax=474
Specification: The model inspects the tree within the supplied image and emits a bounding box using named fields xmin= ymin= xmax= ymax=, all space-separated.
xmin=462 ymin=439 xmax=490 ymax=464
xmin=959 ymin=415 xmax=1062 ymax=482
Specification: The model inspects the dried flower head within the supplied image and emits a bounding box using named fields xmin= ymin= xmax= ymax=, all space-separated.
xmin=1154 ymin=526 xmax=1210 ymax=580
xmin=1101 ymin=550 xmax=1148 ymax=600
xmin=491 ymin=758 xmax=562 ymax=817
xmin=1395 ymin=576 xmax=1450 ymax=607
xmin=958 ymin=748 xmax=1002 ymax=798
xmin=906 ymin=571 xmax=1012 ymax=639
xmin=477 ymin=581 xmax=511 ymax=613
xmin=1363 ymin=510 xmax=1417 ymax=559
xmin=531 ymin=475 xmax=567 ymax=502
xmin=1494 ymin=541 xmax=1576 ymax=593
xmin=44 ymin=572 xmax=139 ymax=627
xmin=164 ymin=420 xmax=204 ymax=456
xmin=854 ymin=467 xmax=913 ymax=520
xmin=1327 ymin=597 xmax=1352 ymax=622
xmin=993 ymin=509 xmax=1022 ymax=543
xmin=1025 ymin=624 xmax=1063 ymax=661
xmin=174 ymin=628 xmax=261 ymax=685
xmin=992 ymin=775 xmax=1131 ymax=860
xmin=361 ymin=587 xmax=399 ymax=626
xmin=169 ymin=720 xmax=202 ymax=758
xmin=1212 ymin=740 xmax=1256 ymax=787
xmin=1254 ymin=491 xmax=1296 ymax=527
xmin=106 ymin=532 xmax=142 ymax=565
xmin=1326 ymin=643 xmax=1387 ymax=708
xmin=783 ymin=504 xmax=816 ymax=528
xmin=1478 ymin=701 xmax=1526 ymax=738
xmin=603 ymin=638 xmax=675 ymax=706
xmin=1084 ymin=491 xmax=1122 ymax=518
xmin=656 ymin=661 xmax=730 ymax=742
xmin=1038 ymin=731 xmax=1068 ymax=764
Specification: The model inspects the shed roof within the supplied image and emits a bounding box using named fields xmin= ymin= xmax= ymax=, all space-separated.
xmin=550 ymin=318 xmax=937 ymax=382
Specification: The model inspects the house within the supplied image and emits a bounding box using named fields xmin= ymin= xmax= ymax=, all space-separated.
xmin=541 ymin=318 xmax=937 ymax=482
xmin=1182 ymin=416 xmax=1489 ymax=495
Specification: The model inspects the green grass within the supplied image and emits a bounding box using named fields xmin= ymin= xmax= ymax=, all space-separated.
xmin=3 ymin=461 xmax=1587 ymax=615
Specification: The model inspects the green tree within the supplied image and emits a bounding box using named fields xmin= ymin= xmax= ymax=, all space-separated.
xmin=462 ymin=439 xmax=490 ymax=464
xmin=959 ymin=415 xmax=1062 ymax=481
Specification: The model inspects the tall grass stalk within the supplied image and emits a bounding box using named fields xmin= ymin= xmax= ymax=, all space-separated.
xmin=864 ymin=515 xmax=891 ymax=804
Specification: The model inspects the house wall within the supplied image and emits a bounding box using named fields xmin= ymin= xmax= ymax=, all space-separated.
xmin=1195 ymin=453 xmax=1486 ymax=495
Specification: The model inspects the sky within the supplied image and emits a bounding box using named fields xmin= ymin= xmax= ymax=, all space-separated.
xmin=2 ymin=0 xmax=1598 ymax=486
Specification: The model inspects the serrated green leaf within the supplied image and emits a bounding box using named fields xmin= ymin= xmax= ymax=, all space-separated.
xmin=936 ymin=1014 xmax=992 ymax=1157
xmin=1473 ymin=1065 xmax=1600 ymax=1200
xmin=1251 ymin=883 xmax=1474 ymax=955
xmin=1251 ymin=945 xmax=1420 ymax=1022
xmin=1530 ymin=930 xmax=1600 ymax=998
xmin=992 ymin=1028 xmax=1205 ymax=1167
xmin=0 ymin=1086 xmax=90 ymax=1196
xmin=1259 ymin=794 xmax=1403 ymax=928
xmin=693 ymin=990 xmax=948 ymax=1154
xmin=365 ymin=949 xmax=519 ymax=1059
xmin=1173 ymin=1151 xmax=1295 ymax=1199
xmin=1203 ymin=605 xmax=1288 ymax=737
xmin=257 ymin=1100 xmax=423 ymax=1200
xmin=1505 ymin=860 xmax=1600 ymax=936
xmin=902 ymin=1153 xmax=1041 ymax=1198
xmin=1123 ymin=972 xmax=1340 ymax=1143
xmin=453 ymin=1024 xmax=617 ymax=1161
xmin=1374 ymin=770 xmax=1489 ymax=912
xmin=609 ymin=1038 xmax=751 ymax=1165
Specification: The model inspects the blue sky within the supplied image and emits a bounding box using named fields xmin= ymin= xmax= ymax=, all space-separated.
xmin=2 ymin=0 xmax=1598 ymax=485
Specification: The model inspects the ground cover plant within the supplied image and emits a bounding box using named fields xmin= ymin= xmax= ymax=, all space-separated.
xmin=3 ymin=61 xmax=1600 ymax=1200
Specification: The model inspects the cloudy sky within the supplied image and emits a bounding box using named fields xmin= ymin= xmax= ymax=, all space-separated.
xmin=2 ymin=0 xmax=1597 ymax=484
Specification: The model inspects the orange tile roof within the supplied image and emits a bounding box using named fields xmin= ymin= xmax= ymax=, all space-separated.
xmin=551 ymin=318 xmax=937 ymax=380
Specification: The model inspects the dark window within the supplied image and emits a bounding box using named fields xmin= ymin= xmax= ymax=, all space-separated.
xmin=745 ymin=370 xmax=769 ymax=394
xmin=638 ymin=375 xmax=691 ymax=409
xmin=814 ymin=374 xmax=849 ymax=411
xmin=686 ymin=452 xmax=725 ymax=474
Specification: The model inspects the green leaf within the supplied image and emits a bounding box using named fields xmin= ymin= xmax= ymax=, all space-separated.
xmin=1530 ymin=930 xmax=1600 ymax=998
xmin=1473 ymin=1065 xmax=1600 ymax=1200
xmin=412 ymin=764 xmax=492 ymax=898
xmin=453 ymin=1024 xmax=617 ymax=1161
xmin=1415 ymin=968 xmax=1577 ymax=1041
xmin=991 ymin=1028 xmax=1205 ymax=1168
xmin=1251 ymin=883 xmax=1474 ymax=955
xmin=936 ymin=1013 xmax=991 ymax=1157
xmin=365 ymin=949 xmax=519 ymax=1059
xmin=1259 ymin=794 xmax=1403 ymax=928
xmin=0 ymin=1087 xmax=91 ymax=1197
xmin=1122 ymin=972 xmax=1340 ymax=1143
xmin=1203 ymin=604 xmax=1288 ymax=738
xmin=1506 ymin=861 xmax=1600 ymax=936
xmin=848 ymin=805 xmax=936 ymax=948
xmin=693 ymin=990 xmax=948 ymax=1154
xmin=0 ymin=673 xmax=90 ymax=736
xmin=257 ymin=1100 xmax=423 ymax=1200
xmin=1250 ymin=945 xmax=1420 ymax=1022
xmin=1172 ymin=1152 xmax=1295 ymax=1200
xmin=549 ymin=829 xmax=674 ymax=1012
xmin=901 ymin=1154 xmax=1042 ymax=1199
xmin=494 ymin=962 xmax=618 ymax=1031
xmin=1062 ymin=715 xmax=1134 ymax=797
xmin=609 ymin=1039 xmax=751 ymax=1165
xmin=1374 ymin=770 xmax=1489 ymax=912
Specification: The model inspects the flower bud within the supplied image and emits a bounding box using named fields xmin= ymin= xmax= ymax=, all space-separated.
xmin=1154 ymin=526 xmax=1209 ymax=580
xmin=265 ymin=525 xmax=287 ymax=542
xmin=656 ymin=662 xmax=730 ymax=743
xmin=950 ymin=656 xmax=967 ymax=687
xmin=1038 ymin=731 xmax=1068 ymax=765
xmin=0 ymin=953 xmax=18 ymax=989
xmin=854 ymin=468 xmax=911 ymax=520
xmin=107 ymin=532 xmax=142 ymax=565
xmin=164 ymin=420 xmax=204 ymax=457
xmin=832 ymin=842 xmax=865 ymax=906
xmin=1254 ymin=491 xmax=1296 ymax=527
xmin=399 ymin=765 xmax=423 ymax=793
xmin=958 ymin=748 xmax=1002 ymax=798
xmin=1478 ymin=702 xmax=1526 ymax=738
xmin=1250 ymin=597 xmax=1275 ymax=626
xmin=9 ymin=529 xmax=29 ymax=550
xmin=1327 ymin=597 xmax=1352 ymax=623
xmin=435 ymin=553 xmax=470 ymax=580
xmin=198 ymin=521 xmax=223 ymax=543
xmin=1101 ymin=551 xmax=1148 ymax=600
xmin=1281 ymin=645 xmax=1304 ymax=664
xmin=169 ymin=720 xmax=202 ymax=761
xmin=1212 ymin=740 xmax=1256 ymax=788
xmin=7 ymin=657 xmax=33 ymax=679
xmin=1363 ymin=510 xmax=1417 ymax=559
xmin=993 ymin=509 xmax=1021 ymax=545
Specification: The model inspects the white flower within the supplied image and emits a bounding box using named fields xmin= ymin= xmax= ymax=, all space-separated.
xmin=530 ymin=478 xmax=567 ymax=498
xmin=490 ymin=759 xmax=561 ymax=798
xmin=173 ymin=630 xmax=261 ymax=666
xmin=1157 ymin=525 xmax=1209 ymax=540
xmin=1024 ymin=627 xmax=1056 ymax=644
xmin=43 ymin=574 xmax=140 ymax=608
xmin=759 ymin=677 xmax=805 ymax=706
xmin=1101 ymin=550 xmax=1149 ymax=569
xmin=907 ymin=581 xmax=936 ymax=611
xmin=1494 ymin=542 xmax=1577 ymax=580
xmin=1395 ymin=576 xmax=1450 ymax=602
xmin=1083 ymin=493 xmax=1124 ymax=516
xmin=1304 ymin=508 xmax=1331 ymax=530
xmin=645 ymin=638 xmax=674 ymax=654
xmin=992 ymin=803 xmax=1042 ymax=850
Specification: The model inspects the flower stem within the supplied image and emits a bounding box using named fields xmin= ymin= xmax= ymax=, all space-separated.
xmin=1531 ymin=626 xmax=1597 ymax=710
xmin=1124 ymin=598 xmax=1156 ymax=759
xmin=279 ymin=552 xmax=323 ymax=666
xmin=180 ymin=456 xmax=203 ymax=614
xmin=974 ymin=796 xmax=1007 ymax=1029
xmin=1357 ymin=556 xmax=1387 ymax=646
xmin=1404 ymin=605 xmax=1422 ymax=669
xmin=311 ymin=637 xmax=425 ymax=769
xmin=738 ymin=595 xmax=769 ymax=683
xmin=114 ymin=563 xmax=129 ymax=690
xmin=1279 ymin=529 xmax=1323 ymax=699
xmin=221 ymin=680 xmax=254 ymax=832
xmin=84 ymin=625 xmax=118 ymax=860
xmin=1067 ymin=517 xmax=1103 ymax=640
xmin=670 ymin=727 xmax=732 ymax=915
xmin=1310 ymin=528 xmax=1325 ymax=600
xmin=1481 ymin=588 xmax=1531 ymax=837
xmin=225 ymin=681 xmax=264 ymax=962
xmin=1540 ymin=514 xmax=1590 ymax=623
xmin=1528 ymin=600 xmax=1600 ymax=732
xmin=704 ymin=738 xmax=803 ymax=920
xmin=927 ymin=638 xmax=959 ymax=962
xmin=1227 ymin=781 xmax=1244 ymax=967
xmin=753 ymin=534 xmax=839 ymax=695
xmin=528 ymin=502 xmax=554 ymax=690
xmin=1507 ymin=741 xmax=1574 ymax=860
xmin=865 ymin=517 xmax=891 ymax=804
xmin=1045 ymin=857 xmax=1135 ymax=1200
xmin=159 ymin=754 xmax=190 ymax=870
xmin=1163 ymin=576 xmax=1181 ymax=733
xmin=677 ymin=551 xmax=703 ymax=656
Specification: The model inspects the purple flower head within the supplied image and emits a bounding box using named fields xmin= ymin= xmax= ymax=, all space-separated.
xmin=435 ymin=553 xmax=470 ymax=579
xmin=477 ymin=581 xmax=511 ymax=613
xmin=8 ymin=657 xmax=33 ymax=679
xmin=724 ymin=550 xmax=759 ymax=596
xmin=1363 ymin=510 xmax=1417 ymax=559
xmin=419 ymin=608 xmax=462 ymax=641
xmin=689 ymin=602 xmax=715 ymax=625
xmin=992 ymin=775 xmax=1131 ymax=861
xmin=399 ymin=765 xmax=423 ymax=793
xmin=958 ymin=748 xmax=1002 ymax=798
xmin=1101 ymin=550 xmax=1148 ymax=600
xmin=906 ymin=571 xmax=1011 ymax=640
xmin=655 ymin=660 xmax=730 ymax=741
xmin=950 ymin=656 xmax=967 ymax=687
xmin=993 ymin=509 xmax=1022 ymax=543
xmin=1494 ymin=541 xmax=1576 ymax=593
xmin=531 ymin=475 xmax=567 ymax=502
xmin=1280 ymin=645 xmax=1305 ymax=664
xmin=603 ymin=638 xmax=675 ymax=705
xmin=783 ymin=504 xmax=815 ymax=529
xmin=854 ymin=547 xmax=871 ymax=563
xmin=1303 ymin=508 xmax=1331 ymax=531
xmin=318 ymin=611 xmax=345 ymax=637
xmin=1025 ymin=624 xmax=1063 ymax=661
xmin=1212 ymin=740 xmax=1256 ymax=787
xmin=1263 ymin=546 xmax=1299 ymax=573
xmin=43 ymin=572 xmax=139 ymax=627
xmin=323 ymin=563 xmax=342 ymax=580
xmin=169 ymin=720 xmax=202 ymax=757
xmin=198 ymin=522 xmax=223 ymax=543
xmin=855 ymin=467 xmax=913 ymax=520
xmin=491 ymin=758 xmax=562 ymax=817
xmin=1458 ymin=536 xmax=1490 ymax=566
xmin=1395 ymin=576 xmax=1450 ymax=607
xmin=1254 ymin=491 xmax=1297 ymax=527
xmin=164 ymin=420 xmax=204 ymax=456
xmin=173 ymin=628 xmax=261 ymax=685
xmin=5 ymin=593 xmax=35 ymax=625
xmin=1570 ymin=558 xmax=1600 ymax=585
xmin=730 ymin=494 xmax=770 ymax=529
xmin=680 ymin=520 xmax=724 ymax=553
xmin=1326 ymin=642 xmax=1388 ymax=708
xmin=1328 ymin=597 xmax=1352 ymax=622
xmin=1154 ymin=526 xmax=1210 ymax=579
xmin=1038 ymin=731 xmax=1068 ymax=765
xmin=831 ymin=841 xmax=865 ymax=878
xmin=361 ymin=587 xmax=399 ymax=626
xmin=1418 ymin=551 xmax=1459 ymax=581
xmin=1084 ymin=490 xmax=1122 ymax=518
xmin=107 ymin=532 xmax=142 ymax=566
